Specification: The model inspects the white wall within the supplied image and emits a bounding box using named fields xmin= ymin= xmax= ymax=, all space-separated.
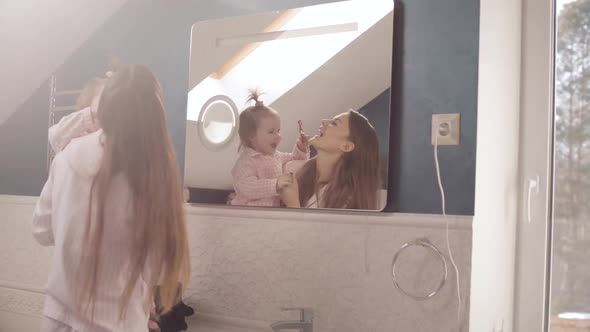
xmin=469 ymin=0 xmax=522 ymax=330
xmin=0 ymin=0 xmax=128 ymax=126
xmin=0 ymin=195 xmax=471 ymax=331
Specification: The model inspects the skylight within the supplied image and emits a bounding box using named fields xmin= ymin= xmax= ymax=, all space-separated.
xmin=187 ymin=0 xmax=393 ymax=122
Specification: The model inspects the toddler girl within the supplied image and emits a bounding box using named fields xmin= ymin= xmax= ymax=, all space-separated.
xmin=230 ymin=90 xmax=309 ymax=207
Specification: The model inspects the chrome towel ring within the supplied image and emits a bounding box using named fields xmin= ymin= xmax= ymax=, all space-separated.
xmin=391 ymin=238 xmax=448 ymax=300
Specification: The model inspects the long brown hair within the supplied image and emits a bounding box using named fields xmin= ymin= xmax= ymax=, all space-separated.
xmin=78 ymin=65 xmax=190 ymax=318
xmin=297 ymin=111 xmax=381 ymax=209
xmin=237 ymin=89 xmax=277 ymax=150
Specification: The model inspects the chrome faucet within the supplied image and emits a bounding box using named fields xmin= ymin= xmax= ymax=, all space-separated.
xmin=270 ymin=308 xmax=314 ymax=332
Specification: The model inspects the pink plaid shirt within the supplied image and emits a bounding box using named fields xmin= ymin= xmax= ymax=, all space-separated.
xmin=48 ymin=106 xmax=99 ymax=153
xmin=231 ymin=144 xmax=309 ymax=207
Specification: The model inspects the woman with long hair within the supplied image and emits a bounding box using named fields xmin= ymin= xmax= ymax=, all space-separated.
xmin=280 ymin=110 xmax=381 ymax=210
xmin=33 ymin=64 xmax=190 ymax=331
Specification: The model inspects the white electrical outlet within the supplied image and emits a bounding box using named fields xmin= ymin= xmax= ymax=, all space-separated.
xmin=432 ymin=113 xmax=460 ymax=145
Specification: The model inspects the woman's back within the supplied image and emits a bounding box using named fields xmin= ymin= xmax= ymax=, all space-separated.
xmin=33 ymin=64 xmax=190 ymax=332
xmin=35 ymin=131 xmax=150 ymax=332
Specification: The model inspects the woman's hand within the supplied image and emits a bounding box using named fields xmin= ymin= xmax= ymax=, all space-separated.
xmin=279 ymin=174 xmax=301 ymax=208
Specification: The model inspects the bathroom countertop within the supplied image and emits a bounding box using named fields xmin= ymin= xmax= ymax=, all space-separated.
xmin=186 ymin=312 xmax=270 ymax=332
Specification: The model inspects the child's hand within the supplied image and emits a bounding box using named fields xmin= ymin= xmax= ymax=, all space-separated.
xmin=296 ymin=120 xmax=309 ymax=151
xmin=296 ymin=134 xmax=309 ymax=152
xmin=277 ymin=173 xmax=294 ymax=192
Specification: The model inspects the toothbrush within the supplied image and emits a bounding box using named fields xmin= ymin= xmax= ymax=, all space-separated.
xmin=298 ymin=120 xmax=304 ymax=138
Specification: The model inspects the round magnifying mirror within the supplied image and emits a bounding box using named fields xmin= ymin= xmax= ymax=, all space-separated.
xmin=198 ymin=95 xmax=238 ymax=151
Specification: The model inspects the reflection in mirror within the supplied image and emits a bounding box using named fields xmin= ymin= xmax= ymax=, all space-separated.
xmin=184 ymin=0 xmax=394 ymax=211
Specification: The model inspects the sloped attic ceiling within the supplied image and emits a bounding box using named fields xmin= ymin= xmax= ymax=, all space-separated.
xmin=0 ymin=0 xmax=128 ymax=126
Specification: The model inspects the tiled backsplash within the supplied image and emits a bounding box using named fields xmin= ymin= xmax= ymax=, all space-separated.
xmin=0 ymin=196 xmax=472 ymax=332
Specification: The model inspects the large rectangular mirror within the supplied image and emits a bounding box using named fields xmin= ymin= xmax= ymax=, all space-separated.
xmin=184 ymin=0 xmax=394 ymax=211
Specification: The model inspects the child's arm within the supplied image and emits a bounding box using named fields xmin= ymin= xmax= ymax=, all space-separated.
xmin=32 ymin=157 xmax=57 ymax=246
xmin=278 ymin=136 xmax=310 ymax=165
xmin=291 ymin=136 xmax=310 ymax=160
xmin=48 ymin=106 xmax=99 ymax=153
xmin=232 ymin=158 xmax=280 ymax=200
xmin=279 ymin=121 xmax=310 ymax=163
